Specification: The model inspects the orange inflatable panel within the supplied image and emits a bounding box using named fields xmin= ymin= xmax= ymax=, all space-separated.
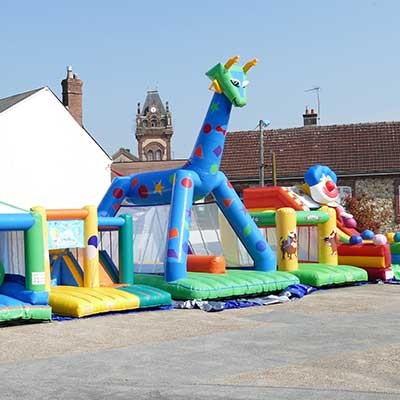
xmin=187 ymin=255 xmax=226 ymax=274
xmin=243 ymin=187 xmax=307 ymax=211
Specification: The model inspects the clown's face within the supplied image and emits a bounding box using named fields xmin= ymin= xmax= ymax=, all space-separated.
xmin=309 ymin=174 xmax=339 ymax=205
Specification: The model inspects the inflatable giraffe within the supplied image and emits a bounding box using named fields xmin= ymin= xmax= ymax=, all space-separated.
xmin=99 ymin=56 xmax=276 ymax=281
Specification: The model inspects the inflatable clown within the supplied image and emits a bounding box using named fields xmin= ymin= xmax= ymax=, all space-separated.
xmin=303 ymin=165 xmax=357 ymax=229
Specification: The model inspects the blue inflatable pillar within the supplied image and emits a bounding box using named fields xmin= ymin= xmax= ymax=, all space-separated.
xmin=165 ymin=170 xmax=195 ymax=282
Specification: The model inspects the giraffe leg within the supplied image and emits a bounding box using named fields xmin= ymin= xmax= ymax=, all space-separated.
xmin=212 ymin=172 xmax=276 ymax=272
xmin=165 ymin=169 xmax=197 ymax=282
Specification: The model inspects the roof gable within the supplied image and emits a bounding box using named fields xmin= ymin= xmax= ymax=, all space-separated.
xmin=0 ymin=88 xmax=43 ymax=114
xmin=0 ymin=87 xmax=112 ymax=208
xmin=112 ymin=147 xmax=139 ymax=162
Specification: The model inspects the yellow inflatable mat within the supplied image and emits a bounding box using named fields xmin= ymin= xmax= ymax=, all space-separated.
xmin=50 ymin=286 xmax=140 ymax=317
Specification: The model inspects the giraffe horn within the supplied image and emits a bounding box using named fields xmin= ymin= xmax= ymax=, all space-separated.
xmin=243 ymin=58 xmax=258 ymax=73
xmin=209 ymin=80 xmax=222 ymax=94
xmin=224 ymin=55 xmax=240 ymax=70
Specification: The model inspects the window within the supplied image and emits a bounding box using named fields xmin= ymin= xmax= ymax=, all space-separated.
xmin=147 ymin=150 xmax=153 ymax=161
xmin=155 ymin=149 xmax=162 ymax=160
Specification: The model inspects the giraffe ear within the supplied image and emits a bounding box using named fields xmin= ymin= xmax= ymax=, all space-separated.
xmin=209 ymin=80 xmax=222 ymax=94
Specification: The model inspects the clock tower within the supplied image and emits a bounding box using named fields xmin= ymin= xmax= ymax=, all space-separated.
xmin=135 ymin=90 xmax=173 ymax=161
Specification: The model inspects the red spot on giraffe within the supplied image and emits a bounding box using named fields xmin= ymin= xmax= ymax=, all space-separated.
xmin=227 ymin=181 xmax=233 ymax=189
xmin=113 ymin=204 xmax=120 ymax=212
xmin=138 ymin=185 xmax=149 ymax=198
xmin=113 ymin=188 xmax=123 ymax=199
xmin=131 ymin=178 xmax=139 ymax=187
xmin=169 ymin=228 xmax=179 ymax=239
xmin=223 ymin=199 xmax=233 ymax=208
xmin=194 ymin=145 xmax=203 ymax=158
xmin=216 ymin=125 xmax=226 ymax=135
xmin=181 ymin=178 xmax=193 ymax=188
xmin=203 ymin=123 xmax=212 ymax=134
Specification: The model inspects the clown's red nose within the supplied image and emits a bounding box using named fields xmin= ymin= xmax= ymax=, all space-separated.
xmin=325 ymin=180 xmax=336 ymax=191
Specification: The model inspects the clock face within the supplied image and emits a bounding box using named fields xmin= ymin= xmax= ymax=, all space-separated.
xmin=150 ymin=106 xmax=157 ymax=113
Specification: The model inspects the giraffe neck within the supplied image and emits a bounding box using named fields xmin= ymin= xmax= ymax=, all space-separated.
xmin=187 ymin=92 xmax=232 ymax=174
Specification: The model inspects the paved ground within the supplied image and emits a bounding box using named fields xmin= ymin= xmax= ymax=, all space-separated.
xmin=1 ymin=283 xmax=400 ymax=399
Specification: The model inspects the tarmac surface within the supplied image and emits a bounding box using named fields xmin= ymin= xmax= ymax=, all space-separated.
xmin=1 ymin=282 xmax=400 ymax=399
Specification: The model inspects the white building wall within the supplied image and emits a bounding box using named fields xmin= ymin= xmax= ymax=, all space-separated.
xmin=0 ymin=88 xmax=111 ymax=209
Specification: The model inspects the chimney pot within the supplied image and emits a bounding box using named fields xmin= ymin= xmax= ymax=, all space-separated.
xmin=67 ymin=66 xmax=73 ymax=79
xmin=303 ymin=107 xmax=318 ymax=126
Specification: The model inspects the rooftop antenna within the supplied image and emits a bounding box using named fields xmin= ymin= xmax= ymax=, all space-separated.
xmin=305 ymin=86 xmax=321 ymax=124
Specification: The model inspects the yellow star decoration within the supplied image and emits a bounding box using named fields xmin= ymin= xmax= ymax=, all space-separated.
xmin=153 ymin=180 xmax=165 ymax=195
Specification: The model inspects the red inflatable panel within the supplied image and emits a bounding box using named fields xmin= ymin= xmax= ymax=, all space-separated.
xmin=363 ymin=267 xmax=394 ymax=281
xmin=338 ymin=243 xmax=390 ymax=258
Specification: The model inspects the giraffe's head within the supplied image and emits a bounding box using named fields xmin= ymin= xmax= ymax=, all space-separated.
xmin=206 ymin=55 xmax=257 ymax=107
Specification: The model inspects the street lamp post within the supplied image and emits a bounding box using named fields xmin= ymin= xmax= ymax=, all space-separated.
xmin=258 ymin=119 xmax=270 ymax=187
xmin=271 ymin=151 xmax=277 ymax=186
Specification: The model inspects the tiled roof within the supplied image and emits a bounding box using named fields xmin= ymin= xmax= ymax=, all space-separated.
xmin=111 ymin=159 xmax=185 ymax=178
xmin=111 ymin=147 xmax=139 ymax=162
xmin=0 ymin=88 xmax=42 ymax=113
xmin=221 ymin=121 xmax=400 ymax=181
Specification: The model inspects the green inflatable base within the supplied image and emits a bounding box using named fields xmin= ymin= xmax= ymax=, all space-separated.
xmin=118 ymin=284 xmax=172 ymax=308
xmin=290 ymin=263 xmax=368 ymax=287
xmin=134 ymin=270 xmax=299 ymax=300
xmin=391 ymin=264 xmax=400 ymax=280
xmin=0 ymin=305 xmax=52 ymax=323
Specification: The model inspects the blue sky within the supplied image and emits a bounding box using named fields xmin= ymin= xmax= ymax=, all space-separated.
xmin=1 ymin=0 xmax=399 ymax=158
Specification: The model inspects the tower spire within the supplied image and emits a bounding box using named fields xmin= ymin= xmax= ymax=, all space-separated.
xmin=135 ymin=89 xmax=173 ymax=161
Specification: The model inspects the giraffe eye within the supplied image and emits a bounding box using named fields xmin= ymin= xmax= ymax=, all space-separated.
xmin=242 ymin=80 xmax=249 ymax=88
xmin=230 ymin=79 xmax=240 ymax=87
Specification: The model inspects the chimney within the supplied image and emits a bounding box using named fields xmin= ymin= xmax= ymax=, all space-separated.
xmin=303 ymin=107 xmax=318 ymax=126
xmin=62 ymin=66 xmax=83 ymax=126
